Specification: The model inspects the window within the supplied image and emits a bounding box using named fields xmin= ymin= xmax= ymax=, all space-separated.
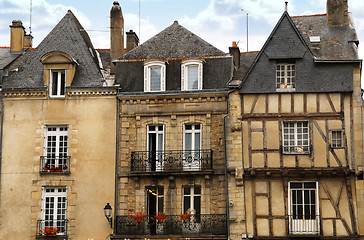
xmin=183 ymin=185 xmax=201 ymax=222
xmin=283 ymin=121 xmax=309 ymax=154
xmin=276 ymin=63 xmax=295 ymax=89
xmin=41 ymin=187 xmax=67 ymax=235
xmin=43 ymin=126 xmax=68 ymax=170
xmin=183 ymin=124 xmax=202 ymax=170
xmin=289 ymin=182 xmax=319 ymax=234
xmin=330 ymin=130 xmax=343 ymax=148
xmin=144 ymin=61 xmax=166 ymax=92
xmin=181 ymin=60 xmax=203 ymax=90
xmin=50 ymin=70 xmax=66 ymax=97
xmin=147 ymin=125 xmax=164 ymax=171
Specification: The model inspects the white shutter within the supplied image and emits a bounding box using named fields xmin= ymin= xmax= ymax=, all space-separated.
xmin=144 ymin=65 xmax=148 ymax=92
xmin=161 ymin=64 xmax=166 ymax=91
xmin=181 ymin=65 xmax=185 ymax=90
xmin=198 ymin=63 xmax=203 ymax=90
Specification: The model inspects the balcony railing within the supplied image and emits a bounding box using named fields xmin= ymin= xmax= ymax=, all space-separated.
xmin=289 ymin=215 xmax=320 ymax=234
xmin=36 ymin=219 xmax=68 ymax=237
xmin=131 ymin=150 xmax=213 ymax=173
xmin=115 ymin=214 xmax=227 ymax=236
xmin=40 ymin=156 xmax=71 ymax=174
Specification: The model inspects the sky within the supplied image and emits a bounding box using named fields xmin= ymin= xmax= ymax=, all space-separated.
xmin=0 ymin=0 xmax=363 ymax=59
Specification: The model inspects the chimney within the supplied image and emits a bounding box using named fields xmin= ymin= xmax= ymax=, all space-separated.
xmin=126 ymin=30 xmax=139 ymax=53
xmin=326 ymin=0 xmax=349 ymax=28
xmin=10 ymin=20 xmax=25 ymax=53
xmin=24 ymin=34 xmax=33 ymax=48
xmin=110 ymin=1 xmax=124 ymax=74
xmin=229 ymin=41 xmax=240 ymax=68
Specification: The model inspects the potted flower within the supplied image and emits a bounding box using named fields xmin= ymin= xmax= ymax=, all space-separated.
xmin=155 ymin=211 xmax=166 ymax=222
xmin=41 ymin=227 xmax=59 ymax=236
xmin=180 ymin=211 xmax=191 ymax=223
xmin=55 ymin=166 xmax=62 ymax=172
xmin=128 ymin=209 xmax=146 ymax=222
xmin=63 ymin=165 xmax=68 ymax=171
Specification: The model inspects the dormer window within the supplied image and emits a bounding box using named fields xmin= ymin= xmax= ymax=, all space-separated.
xmin=41 ymin=51 xmax=78 ymax=99
xmin=181 ymin=60 xmax=203 ymax=91
xmin=276 ymin=62 xmax=295 ymax=89
xmin=50 ymin=70 xmax=66 ymax=97
xmin=144 ymin=61 xmax=166 ymax=92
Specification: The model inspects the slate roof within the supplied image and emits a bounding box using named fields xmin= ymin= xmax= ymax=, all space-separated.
xmin=230 ymin=51 xmax=259 ymax=86
xmin=119 ymin=21 xmax=226 ymax=60
xmin=292 ymin=13 xmax=359 ymax=60
xmin=3 ymin=10 xmax=104 ymax=89
xmin=0 ymin=48 xmax=22 ymax=70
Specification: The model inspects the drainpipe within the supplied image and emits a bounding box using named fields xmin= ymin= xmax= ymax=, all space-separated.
xmin=0 ymin=86 xmax=3 ymax=187
xmin=224 ymin=89 xmax=235 ymax=240
xmin=113 ymin=96 xmax=120 ymax=235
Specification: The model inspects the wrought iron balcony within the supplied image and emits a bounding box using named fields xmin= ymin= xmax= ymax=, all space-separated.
xmin=289 ymin=215 xmax=320 ymax=235
xmin=115 ymin=214 xmax=227 ymax=237
xmin=36 ymin=219 xmax=68 ymax=237
xmin=40 ymin=156 xmax=71 ymax=174
xmin=131 ymin=150 xmax=213 ymax=173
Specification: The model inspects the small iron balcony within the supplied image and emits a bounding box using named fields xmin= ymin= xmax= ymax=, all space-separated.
xmin=40 ymin=156 xmax=71 ymax=175
xmin=36 ymin=219 xmax=68 ymax=238
xmin=115 ymin=214 xmax=227 ymax=237
xmin=131 ymin=150 xmax=213 ymax=173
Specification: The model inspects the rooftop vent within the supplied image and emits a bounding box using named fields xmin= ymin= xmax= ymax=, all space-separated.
xmin=309 ymin=36 xmax=321 ymax=43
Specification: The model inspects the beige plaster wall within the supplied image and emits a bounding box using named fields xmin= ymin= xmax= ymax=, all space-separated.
xmin=0 ymin=94 xmax=116 ymax=240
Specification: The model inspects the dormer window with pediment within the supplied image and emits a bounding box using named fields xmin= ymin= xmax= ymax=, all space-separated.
xmin=144 ymin=61 xmax=166 ymax=92
xmin=181 ymin=59 xmax=203 ymax=91
xmin=276 ymin=61 xmax=295 ymax=90
xmin=41 ymin=51 xmax=78 ymax=98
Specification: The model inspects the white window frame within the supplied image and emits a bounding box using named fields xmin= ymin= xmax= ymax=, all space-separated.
xmin=288 ymin=182 xmax=320 ymax=234
xmin=282 ymin=121 xmax=310 ymax=154
xmin=276 ymin=63 xmax=295 ymax=89
xmin=183 ymin=124 xmax=202 ymax=170
xmin=181 ymin=60 xmax=203 ymax=91
xmin=41 ymin=187 xmax=67 ymax=235
xmin=144 ymin=61 xmax=166 ymax=92
xmin=43 ymin=126 xmax=69 ymax=169
xmin=147 ymin=125 xmax=165 ymax=171
xmin=182 ymin=185 xmax=201 ymax=233
xmin=50 ymin=70 xmax=66 ymax=97
xmin=330 ymin=130 xmax=343 ymax=148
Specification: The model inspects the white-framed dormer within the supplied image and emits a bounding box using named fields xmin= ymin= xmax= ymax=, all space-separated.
xmin=41 ymin=51 xmax=78 ymax=98
xmin=181 ymin=59 xmax=203 ymax=91
xmin=144 ymin=60 xmax=166 ymax=92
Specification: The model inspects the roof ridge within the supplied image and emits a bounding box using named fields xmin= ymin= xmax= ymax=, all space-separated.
xmin=291 ymin=13 xmax=326 ymax=18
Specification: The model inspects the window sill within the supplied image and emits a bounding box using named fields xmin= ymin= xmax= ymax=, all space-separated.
xmin=276 ymin=88 xmax=296 ymax=92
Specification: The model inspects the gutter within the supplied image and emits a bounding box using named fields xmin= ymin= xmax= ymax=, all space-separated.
xmin=113 ymin=96 xmax=120 ymax=234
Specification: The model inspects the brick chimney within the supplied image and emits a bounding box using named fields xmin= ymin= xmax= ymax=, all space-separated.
xmin=126 ymin=30 xmax=139 ymax=53
xmin=326 ymin=0 xmax=349 ymax=28
xmin=10 ymin=20 xmax=25 ymax=53
xmin=24 ymin=34 xmax=33 ymax=48
xmin=110 ymin=1 xmax=124 ymax=74
xmin=229 ymin=41 xmax=240 ymax=68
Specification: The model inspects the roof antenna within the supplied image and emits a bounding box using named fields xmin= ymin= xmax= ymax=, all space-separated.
xmin=285 ymin=1 xmax=288 ymax=12
xmin=139 ymin=0 xmax=141 ymax=41
xmin=29 ymin=0 xmax=32 ymax=35
xmin=241 ymin=9 xmax=249 ymax=52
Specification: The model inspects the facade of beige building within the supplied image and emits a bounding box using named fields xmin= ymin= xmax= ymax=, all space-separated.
xmin=0 ymin=10 xmax=116 ymax=240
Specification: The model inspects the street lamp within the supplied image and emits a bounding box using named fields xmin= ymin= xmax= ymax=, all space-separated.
xmin=104 ymin=203 xmax=113 ymax=228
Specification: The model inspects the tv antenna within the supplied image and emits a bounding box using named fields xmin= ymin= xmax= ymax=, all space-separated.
xmin=29 ymin=0 xmax=32 ymax=35
xmin=241 ymin=9 xmax=248 ymax=51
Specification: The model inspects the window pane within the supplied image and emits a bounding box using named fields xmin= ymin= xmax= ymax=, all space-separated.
xmin=194 ymin=133 xmax=200 ymax=150
xmin=60 ymin=72 xmax=65 ymax=95
xmin=187 ymin=65 xmax=198 ymax=90
xmin=150 ymin=66 xmax=161 ymax=91
xmin=52 ymin=72 xmax=58 ymax=95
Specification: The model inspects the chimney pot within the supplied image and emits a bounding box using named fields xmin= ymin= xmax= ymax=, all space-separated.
xmin=232 ymin=41 xmax=237 ymax=47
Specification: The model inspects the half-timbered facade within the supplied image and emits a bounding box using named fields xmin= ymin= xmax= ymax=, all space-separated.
xmin=226 ymin=1 xmax=362 ymax=239
xmin=112 ymin=21 xmax=232 ymax=239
